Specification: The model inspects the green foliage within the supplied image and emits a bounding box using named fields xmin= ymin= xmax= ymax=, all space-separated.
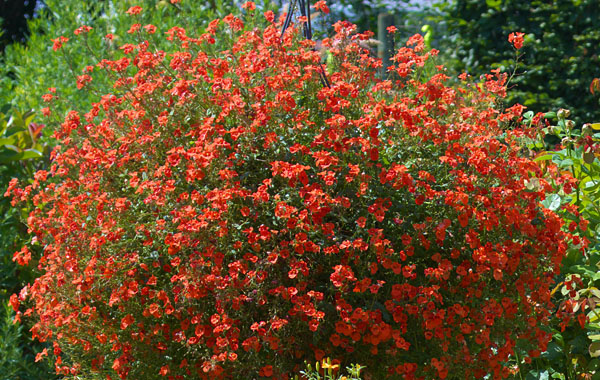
xmin=0 ymin=105 xmax=48 ymax=300
xmin=0 ymin=301 xmax=54 ymax=380
xmin=435 ymin=0 xmax=600 ymax=124
xmin=0 ymin=106 xmax=45 ymax=164
xmin=514 ymin=110 xmax=600 ymax=378
xmin=0 ymin=105 xmax=54 ymax=380
xmin=0 ymin=0 xmax=39 ymax=51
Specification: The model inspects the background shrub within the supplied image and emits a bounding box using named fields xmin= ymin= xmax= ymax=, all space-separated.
xmin=434 ymin=0 xmax=600 ymax=125
xmin=515 ymin=111 xmax=600 ymax=379
xmin=0 ymin=105 xmax=55 ymax=380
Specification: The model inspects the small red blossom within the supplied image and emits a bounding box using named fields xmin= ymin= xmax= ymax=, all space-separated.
xmin=508 ymin=32 xmax=525 ymax=49
xmin=120 ymin=314 xmax=134 ymax=330
xmin=313 ymin=0 xmax=330 ymax=14
xmin=74 ymin=25 xmax=92 ymax=35
xmin=76 ymin=74 xmax=92 ymax=89
xmin=13 ymin=246 xmax=31 ymax=265
xmin=143 ymin=24 xmax=157 ymax=34
xmin=35 ymin=348 xmax=48 ymax=362
xmin=260 ymin=365 xmax=273 ymax=377
xmin=590 ymin=78 xmax=600 ymax=95
xmin=127 ymin=23 xmax=141 ymax=34
xmin=263 ymin=10 xmax=275 ymax=22
xmin=51 ymin=36 xmax=69 ymax=51
xmin=241 ymin=1 xmax=256 ymax=10
xmin=9 ymin=293 xmax=19 ymax=312
xmin=125 ymin=6 xmax=143 ymax=15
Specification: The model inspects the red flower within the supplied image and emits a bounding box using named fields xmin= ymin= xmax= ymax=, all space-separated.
xmin=9 ymin=294 xmax=19 ymax=312
xmin=313 ymin=0 xmax=330 ymax=14
xmin=125 ymin=6 xmax=142 ymax=15
xmin=120 ymin=314 xmax=134 ymax=330
xmin=74 ymin=25 xmax=92 ymax=35
xmin=51 ymin=36 xmax=69 ymax=51
xmin=260 ymin=365 xmax=273 ymax=377
xmin=508 ymin=32 xmax=525 ymax=49
xmin=241 ymin=1 xmax=256 ymax=10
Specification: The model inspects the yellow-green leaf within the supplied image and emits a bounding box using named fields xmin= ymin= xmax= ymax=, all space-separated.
xmin=591 ymin=341 xmax=600 ymax=357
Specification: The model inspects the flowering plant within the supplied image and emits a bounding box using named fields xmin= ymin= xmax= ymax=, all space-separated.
xmin=7 ymin=4 xmax=577 ymax=379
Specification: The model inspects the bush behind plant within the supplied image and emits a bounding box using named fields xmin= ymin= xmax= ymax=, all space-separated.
xmin=434 ymin=0 xmax=600 ymax=125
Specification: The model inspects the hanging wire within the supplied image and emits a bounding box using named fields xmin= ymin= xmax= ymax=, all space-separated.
xmin=280 ymin=0 xmax=330 ymax=88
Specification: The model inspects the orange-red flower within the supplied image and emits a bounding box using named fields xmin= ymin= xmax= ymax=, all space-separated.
xmin=508 ymin=32 xmax=525 ymax=49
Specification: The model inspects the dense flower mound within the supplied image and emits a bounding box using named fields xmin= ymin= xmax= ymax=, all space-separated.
xmin=7 ymin=6 xmax=576 ymax=380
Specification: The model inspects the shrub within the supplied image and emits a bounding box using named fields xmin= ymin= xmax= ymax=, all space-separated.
xmin=0 ymin=300 xmax=54 ymax=380
xmin=0 ymin=2 xmax=269 ymax=378
xmin=434 ymin=0 xmax=600 ymax=125
xmin=0 ymin=106 xmax=55 ymax=380
xmin=516 ymin=110 xmax=600 ymax=379
xmin=8 ymin=4 xmax=577 ymax=379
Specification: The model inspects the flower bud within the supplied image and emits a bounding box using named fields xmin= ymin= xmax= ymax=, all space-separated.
xmin=557 ymin=109 xmax=570 ymax=119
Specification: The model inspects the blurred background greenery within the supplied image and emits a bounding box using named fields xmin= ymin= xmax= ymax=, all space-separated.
xmin=0 ymin=0 xmax=598 ymax=378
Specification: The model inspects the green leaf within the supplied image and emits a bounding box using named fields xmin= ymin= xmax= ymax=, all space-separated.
xmin=542 ymin=194 xmax=562 ymax=211
xmin=587 ymin=358 xmax=600 ymax=372
xmin=569 ymin=265 xmax=598 ymax=278
xmin=590 ymin=341 xmax=600 ymax=357
xmin=485 ymin=0 xmax=502 ymax=10
xmin=525 ymin=370 xmax=549 ymax=380
xmin=581 ymin=179 xmax=600 ymax=192
xmin=0 ymin=148 xmax=42 ymax=164
xmin=558 ymin=158 xmax=574 ymax=168
xmin=584 ymin=151 xmax=596 ymax=164
xmin=541 ymin=341 xmax=563 ymax=361
xmin=534 ymin=151 xmax=553 ymax=162
xmin=0 ymin=136 xmax=18 ymax=146
xmin=553 ymin=332 xmax=564 ymax=346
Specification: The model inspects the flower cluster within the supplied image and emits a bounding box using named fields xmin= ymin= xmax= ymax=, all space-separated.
xmin=7 ymin=5 xmax=575 ymax=379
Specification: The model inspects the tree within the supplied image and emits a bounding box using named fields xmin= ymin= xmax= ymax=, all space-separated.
xmin=0 ymin=0 xmax=38 ymax=51
xmin=436 ymin=0 xmax=600 ymax=124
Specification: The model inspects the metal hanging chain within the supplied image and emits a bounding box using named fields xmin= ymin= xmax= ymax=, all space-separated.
xmin=280 ymin=0 xmax=330 ymax=88
xmin=280 ymin=0 xmax=298 ymax=40
xmin=297 ymin=0 xmax=312 ymax=40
